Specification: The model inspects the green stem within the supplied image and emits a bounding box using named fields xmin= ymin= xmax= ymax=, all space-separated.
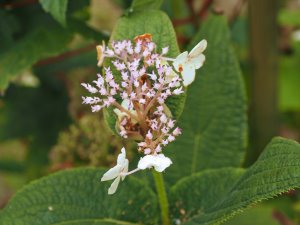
xmin=152 ymin=171 xmax=171 ymax=225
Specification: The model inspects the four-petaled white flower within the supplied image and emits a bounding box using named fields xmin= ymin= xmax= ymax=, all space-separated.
xmin=101 ymin=147 xmax=129 ymax=195
xmin=138 ymin=154 xmax=172 ymax=172
xmin=173 ymin=39 xmax=207 ymax=86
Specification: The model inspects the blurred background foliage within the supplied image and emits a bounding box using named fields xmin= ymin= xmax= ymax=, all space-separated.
xmin=0 ymin=0 xmax=300 ymax=224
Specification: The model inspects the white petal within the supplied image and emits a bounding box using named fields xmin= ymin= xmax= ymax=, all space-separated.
xmin=189 ymin=39 xmax=207 ymax=58
xmin=153 ymin=154 xmax=172 ymax=172
xmin=138 ymin=155 xmax=156 ymax=170
xmin=121 ymin=159 xmax=129 ymax=181
xmin=138 ymin=154 xmax=172 ymax=172
xmin=108 ymin=176 xmax=121 ymax=195
xmin=188 ymin=54 xmax=205 ymax=70
xmin=173 ymin=51 xmax=188 ymax=72
xmin=182 ymin=66 xmax=196 ymax=86
xmin=117 ymin=147 xmax=127 ymax=165
xmin=101 ymin=165 xmax=122 ymax=181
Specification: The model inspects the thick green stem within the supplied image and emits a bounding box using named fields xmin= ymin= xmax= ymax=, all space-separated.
xmin=152 ymin=171 xmax=170 ymax=225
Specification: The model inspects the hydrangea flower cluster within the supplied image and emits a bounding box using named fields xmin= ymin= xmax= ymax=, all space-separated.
xmin=82 ymin=33 xmax=207 ymax=194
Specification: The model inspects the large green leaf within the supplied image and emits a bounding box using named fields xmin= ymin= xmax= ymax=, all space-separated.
xmin=0 ymin=27 xmax=72 ymax=92
xmin=166 ymin=15 xmax=247 ymax=183
xmin=103 ymin=9 xmax=185 ymax=132
xmin=0 ymin=168 xmax=158 ymax=225
xmin=171 ymin=137 xmax=300 ymax=225
xmin=39 ymin=0 xmax=68 ymax=26
xmin=110 ymin=10 xmax=179 ymax=63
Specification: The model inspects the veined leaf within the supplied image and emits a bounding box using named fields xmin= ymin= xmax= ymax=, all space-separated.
xmin=0 ymin=168 xmax=158 ymax=225
xmin=110 ymin=10 xmax=179 ymax=62
xmin=103 ymin=9 xmax=185 ymax=132
xmin=166 ymin=15 xmax=247 ymax=183
xmin=171 ymin=137 xmax=300 ymax=225
xmin=0 ymin=27 xmax=72 ymax=92
xmin=39 ymin=0 xmax=68 ymax=26
xmin=170 ymin=168 xmax=244 ymax=223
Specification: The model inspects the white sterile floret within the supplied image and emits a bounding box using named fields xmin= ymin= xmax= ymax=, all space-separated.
xmin=101 ymin=148 xmax=129 ymax=194
xmin=138 ymin=154 xmax=172 ymax=172
xmin=173 ymin=39 xmax=207 ymax=86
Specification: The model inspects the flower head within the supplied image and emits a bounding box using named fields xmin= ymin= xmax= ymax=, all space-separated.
xmin=82 ymin=34 xmax=206 ymax=194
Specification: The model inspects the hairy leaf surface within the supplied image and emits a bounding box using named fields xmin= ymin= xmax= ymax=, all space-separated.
xmin=166 ymin=15 xmax=247 ymax=183
xmin=170 ymin=168 xmax=244 ymax=223
xmin=171 ymin=138 xmax=300 ymax=225
xmin=0 ymin=168 xmax=158 ymax=225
